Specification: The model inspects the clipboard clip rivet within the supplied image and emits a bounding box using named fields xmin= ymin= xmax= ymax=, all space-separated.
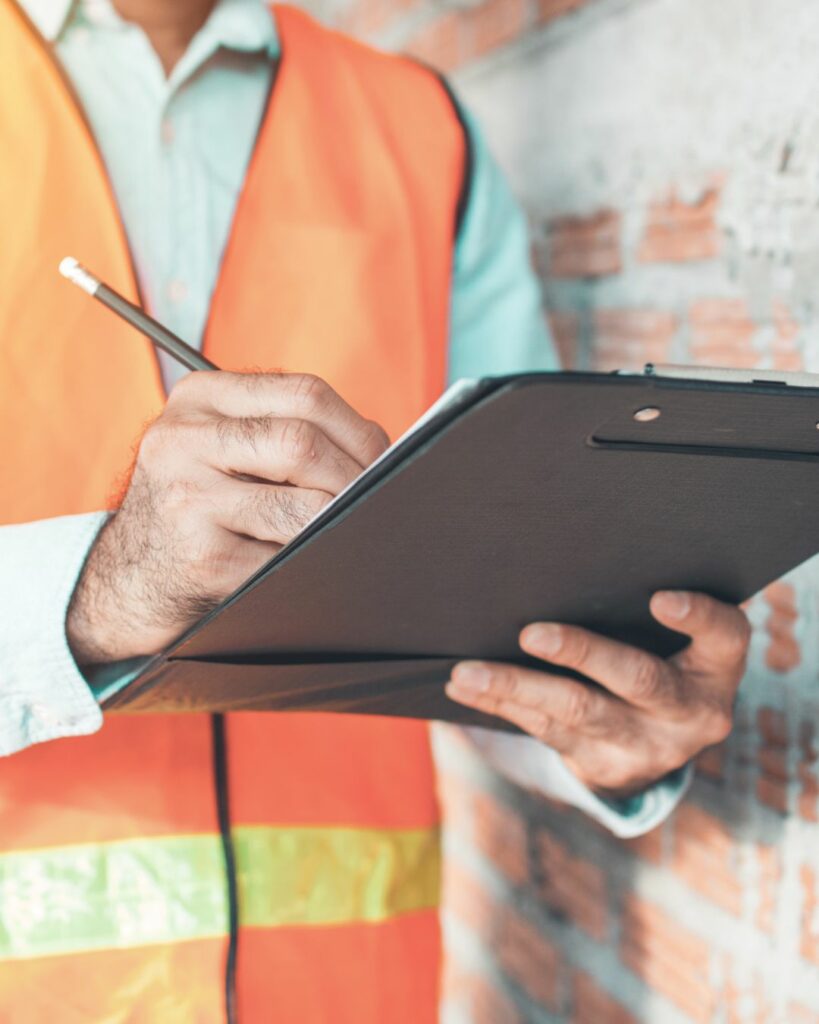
xmin=634 ymin=406 xmax=661 ymax=422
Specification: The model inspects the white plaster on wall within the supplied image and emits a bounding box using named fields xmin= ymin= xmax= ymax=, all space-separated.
xmin=449 ymin=0 xmax=819 ymax=314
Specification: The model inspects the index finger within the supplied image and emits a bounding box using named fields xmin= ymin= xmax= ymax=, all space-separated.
xmin=169 ymin=371 xmax=390 ymax=468
xmin=519 ymin=621 xmax=677 ymax=711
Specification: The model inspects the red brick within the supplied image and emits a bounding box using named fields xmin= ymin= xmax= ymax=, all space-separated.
xmin=763 ymin=581 xmax=801 ymax=673
xmin=358 ymin=0 xmax=388 ymax=35
xmin=755 ymin=845 xmax=781 ymax=934
xmin=722 ymin=965 xmax=773 ymax=1024
xmin=790 ymin=1005 xmax=819 ymax=1024
xmin=771 ymin=300 xmax=803 ymax=371
xmin=463 ymin=0 xmax=528 ymax=62
xmin=671 ymin=805 xmax=744 ymax=916
xmin=572 ymin=970 xmax=637 ymax=1024
xmin=799 ymin=719 xmax=818 ymax=823
xmin=621 ymin=896 xmax=716 ymax=1022
xmin=689 ymin=299 xmax=757 ymax=367
xmin=538 ymin=0 xmax=586 ymax=26
xmin=444 ymin=861 xmax=564 ymax=1010
xmin=549 ymin=210 xmax=622 ymax=278
xmin=799 ymin=782 xmax=819 ymax=823
xmin=697 ymin=745 xmax=726 ymax=781
xmin=436 ymin=768 xmax=478 ymax=838
xmin=547 ymin=310 xmax=580 ymax=369
xmin=800 ymin=865 xmax=819 ymax=966
xmin=404 ymin=13 xmax=464 ymax=71
xmin=758 ymin=746 xmax=788 ymax=781
xmin=758 ymin=706 xmax=789 ymax=747
xmin=471 ymin=790 xmax=530 ymax=885
xmin=444 ymin=862 xmax=494 ymax=935
xmin=495 ymin=903 xmax=564 ymax=1010
xmin=591 ymin=308 xmax=676 ymax=372
xmin=536 ymin=830 xmax=608 ymax=940
xmin=340 ymin=0 xmax=418 ymax=36
xmin=623 ymin=825 xmax=664 ymax=865
xmin=442 ymin=960 xmax=524 ymax=1024
xmin=756 ymin=776 xmax=789 ymax=815
xmin=638 ymin=186 xmax=722 ymax=264
xmin=436 ymin=756 xmax=531 ymax=886
xmin=755 ymin=710 xmax=789 ymax=814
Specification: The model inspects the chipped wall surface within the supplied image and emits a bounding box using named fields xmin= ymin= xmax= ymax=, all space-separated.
xmin=452 ymin=0 xmax=819 ymax=344
xmin=309 ymin=0 xmax=819 ymax=1019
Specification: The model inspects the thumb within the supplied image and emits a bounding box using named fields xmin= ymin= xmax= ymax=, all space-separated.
xmin=650 ymin=590 xmax=751 ymax=682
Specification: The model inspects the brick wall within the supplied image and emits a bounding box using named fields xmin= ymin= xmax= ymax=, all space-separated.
xmin=305 ymin=0 xmax=819 ymax=1019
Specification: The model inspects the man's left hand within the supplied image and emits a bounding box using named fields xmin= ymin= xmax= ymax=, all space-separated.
xmin=445 ymin=591 xmax=750 ymax=799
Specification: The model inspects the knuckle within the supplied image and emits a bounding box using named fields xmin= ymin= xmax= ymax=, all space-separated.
xmin=629 ymin=657 xmax=662 ymax=703
xmin=489 ymin=665 xmax=516 ymax=698
xmin=563 ymin=685 xmax=594 ymax=729
xmin=363 ymin=420 xmax=390 ymax=459
xmin=290 ymin=373 xmax=328 ymax=413
xmin=162 ymin=477 xmax=201 ymax=516
xmin=561 ymin=629 xmax=592 ymax=670
xmin=244 ymin=489 xmax=291 ymax=539
xmin=274 ymin=488 xmax=314 ymax=535
xmin=531 ymin=711 xmax=555 ymax=743
xmin=238 ymin=371 xmax=270 ymax=392
xmin=725 ymin=613 xmax=752 ymax=662
xmin=307 ymin=490 xmax=332 ymax=517
xmin=704 ymin=704 xmax=734 ymax=744
xmin=138 ymin=418 xmax=174 ymax=468
xmin=166 ymin=370 xmax=211 ymax=405
xmin=213 ymin=414 xmax=239 ymax=453
xmin=228 ymin=415 xmax=273 ymax=455
xmin=269 ymin=491 xmax=298 ymax=535
xmin=279 ymin=419 xmax=319 ymax=464
xmin=596 ymin=751 xmax=643 ymax=792
xmin=510 ymin=705 xmax=552 ymax=742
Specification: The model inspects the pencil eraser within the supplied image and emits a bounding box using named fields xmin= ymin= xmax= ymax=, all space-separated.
xmin=58 ymin=257 xmax=99 ymax=295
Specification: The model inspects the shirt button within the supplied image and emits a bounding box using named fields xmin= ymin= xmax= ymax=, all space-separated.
xmin=167 ymin=279 xmax=188 ymax=303
xmin=160 ymin=118 xmax=175 ymax=146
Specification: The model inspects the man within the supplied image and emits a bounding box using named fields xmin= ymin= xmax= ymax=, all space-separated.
xmin=0 ymin=0 xmax=750 ymax=1020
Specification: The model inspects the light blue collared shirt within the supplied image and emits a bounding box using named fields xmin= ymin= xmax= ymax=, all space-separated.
xmin=0 ymin=0 xmax=687 ymax=835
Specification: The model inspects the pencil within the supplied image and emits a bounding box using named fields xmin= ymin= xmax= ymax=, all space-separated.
xmin=58 ymin=257 xmax=217 ymax=373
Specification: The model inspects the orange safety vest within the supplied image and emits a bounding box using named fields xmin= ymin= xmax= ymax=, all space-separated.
xmin=0 ymin=2 xmax=466 ymax=1021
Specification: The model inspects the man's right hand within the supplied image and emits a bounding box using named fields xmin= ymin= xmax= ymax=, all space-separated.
xmin=67 ymin=371 xmax=389 ymax=666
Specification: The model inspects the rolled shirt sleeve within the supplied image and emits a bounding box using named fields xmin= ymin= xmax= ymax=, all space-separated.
xmin=462 ymin=726 xmax=692 ymax=838
xmin=0 ymin=513 xmax=107 ymax=756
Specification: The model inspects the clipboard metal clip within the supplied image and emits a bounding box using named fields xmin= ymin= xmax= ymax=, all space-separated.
xmin=641 ymin=363 xmax=819 ymax=389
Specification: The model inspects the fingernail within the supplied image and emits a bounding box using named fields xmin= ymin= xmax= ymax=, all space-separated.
xmin=523 ymin=623 xmax=563 ymax=658
xmin=655 ymin=591 xmax=691 ymax=620
xmin=451 ymin=662 xmax=492 ymax=693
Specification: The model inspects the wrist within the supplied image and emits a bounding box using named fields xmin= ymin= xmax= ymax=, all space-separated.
xmin=66 ymin=516 xmax=153 ymax=666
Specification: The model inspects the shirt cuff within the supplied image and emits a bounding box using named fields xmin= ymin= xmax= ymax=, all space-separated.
xmin=0 ymin=512 xmax=108 ymax=756
xmin=463 ymin=726 xmax=692 ymax=838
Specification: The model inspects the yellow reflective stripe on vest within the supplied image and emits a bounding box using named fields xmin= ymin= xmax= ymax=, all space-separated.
xmin=0 ymin=825 xmax=440 ymax=961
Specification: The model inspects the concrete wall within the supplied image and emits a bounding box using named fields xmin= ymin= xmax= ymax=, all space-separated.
xmin=303 ymin=1 xmax=819 ymax=1020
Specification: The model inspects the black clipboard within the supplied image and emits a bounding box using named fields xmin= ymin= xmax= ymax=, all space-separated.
xmin=104 ymin=369 xmax=819 ymax=729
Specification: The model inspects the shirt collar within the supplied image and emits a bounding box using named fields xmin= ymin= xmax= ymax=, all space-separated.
xmin=19 ymin=0 xmax=279 ymax=57
xmin=20 ymin=0 xmax=73 ymax=40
